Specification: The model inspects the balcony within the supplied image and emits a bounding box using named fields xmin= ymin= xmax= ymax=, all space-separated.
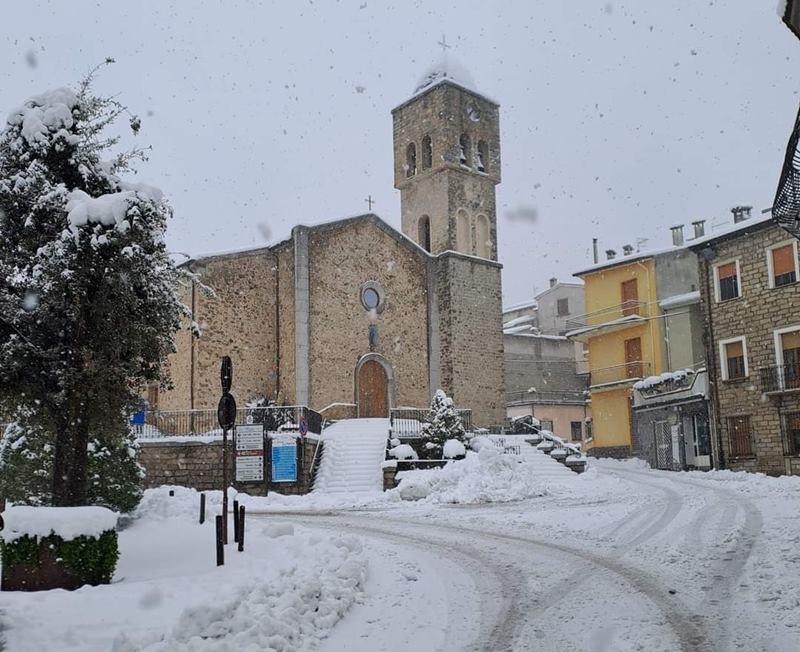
xmin=760 ymin=363 xmax=800 ymax=394
xmin=589 ymin=361 xmax=651 ymax=389
xmin=566 ymin=301 xmax=650 ymax=341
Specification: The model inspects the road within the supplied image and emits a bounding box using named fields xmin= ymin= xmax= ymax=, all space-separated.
xmin=263 ymin=462 xmax=789 ymax=652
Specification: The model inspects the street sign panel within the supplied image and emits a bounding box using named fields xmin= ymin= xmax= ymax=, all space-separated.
xmin=271 ymin=435 xmax=298 ymax=483
xmin=235 ymin=424 xmax=264 ymax=483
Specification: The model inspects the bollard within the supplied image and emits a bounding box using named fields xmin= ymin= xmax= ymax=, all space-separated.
xmin=215 ymin=515 xmax=224 ymax=566
xmin=169 ymin=489 xmax=174 ymax=497
xmin=199 ymin=493 xmax=206 ymax=525
xmin=238 ymin=505 xmax=245 ymax=552
xmin=233 ymin=499 xmax=240 ymax=543
xmin=222 ymin=498 xmax=228 ymax=545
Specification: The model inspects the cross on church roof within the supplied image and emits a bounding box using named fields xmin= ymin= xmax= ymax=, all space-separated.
xmin=365 ymin=194 xmax=375 ymax=211
xmin=437 ymin=34 xmax=450 ymax=53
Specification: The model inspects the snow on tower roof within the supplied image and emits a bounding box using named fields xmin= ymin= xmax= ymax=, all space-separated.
xmin=414 ymin=52 xmax=477 ymax=95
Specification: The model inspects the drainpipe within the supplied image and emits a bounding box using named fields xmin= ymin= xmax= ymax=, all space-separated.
xmin=189 ymin=265 xmax=196 ymax=411
xmin=701 ymin=256 xmax=724 ymax=470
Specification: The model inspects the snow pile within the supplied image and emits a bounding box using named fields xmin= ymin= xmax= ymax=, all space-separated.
xmin=443 ymin=439 xmax=466 ymax=458
xmin=6 ymin=87 xmax=78 ymax=148
xmin=0 ymin=505 xmax=118 ymax=543
xmin=0 ymin=486 xmax=367 ymax=652
xmin=389 ymin=443 xmax=418 ymax=460
xmin=633 ymin=369 xmax=695 ymax=391
xmin=394 ymin=446 xmax=550 ymax=504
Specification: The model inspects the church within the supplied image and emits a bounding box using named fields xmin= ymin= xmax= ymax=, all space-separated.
xmin=157 ymin=63 xmax=506 ymax=427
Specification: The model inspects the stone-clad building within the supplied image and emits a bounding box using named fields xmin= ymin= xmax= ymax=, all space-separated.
xmin=156 ymin=63 xmax=506 ymax=427
xmin=689 ymin=208 xmax=800 ymax=475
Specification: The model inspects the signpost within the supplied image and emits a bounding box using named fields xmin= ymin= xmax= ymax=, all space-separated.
xmin=235 ymin=424 xmax=265 ymax=483
xmin=271 ymin=434 xmax=298 ymax=483
xmin=217 ymin=356 xmax=236 ymax=544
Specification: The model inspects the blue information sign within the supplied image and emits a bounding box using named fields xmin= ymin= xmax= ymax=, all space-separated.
xmin=271 ymin=437 xmax=298 ymax=483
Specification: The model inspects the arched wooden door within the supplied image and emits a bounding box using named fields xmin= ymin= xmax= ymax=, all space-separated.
xmin=358 ymin=360 xmax=389 ymax=417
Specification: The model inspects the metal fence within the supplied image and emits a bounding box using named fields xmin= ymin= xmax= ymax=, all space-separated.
xmin=760 ymin=363 xmax=800 ymax=394
xmin=133 ymin=406 xmax=322 ymax=439
xmin=389 ymin=407 xmax=473 ymax=438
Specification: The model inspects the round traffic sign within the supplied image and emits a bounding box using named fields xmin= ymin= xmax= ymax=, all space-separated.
xmin=217 ymin=393 xmax=237 ymax=430
xmin=299 ymin=416 xmax=308 ymax=437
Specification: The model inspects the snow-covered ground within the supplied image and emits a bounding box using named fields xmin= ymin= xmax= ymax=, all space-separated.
xmin=2 ymin=458 xmax=800 ymax=651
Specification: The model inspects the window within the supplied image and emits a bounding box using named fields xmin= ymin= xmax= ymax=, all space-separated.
xmin=720 ymin=337 xmax=747 ymax=380
xmin=783 ymin=412 xmax=800 ymax=455
xmin=459 ymin=133 xmax=471 ymax=166
xmin=557 ymin=298 xmax=569 ymax=316
xmin=539 ymin=418 xmax=554 ymax=432
xmin=477 ymin=140 xmax=488 ymax=172
xmin=360 ymin=282 xmax=385 ymax=313
xmin=475 ymin=214 xmax=490 ymax=258
xmin=624 ymin=337 xmax=643 ymax=378
xmin=146 ymin=384 xmax=159 ymax=410
xmin=585 ymin=420 xmax=593 ymax=440
xmin=421 ymin=135 xmax=432 ymax=169
xmin=570 ymin=421 xmax=582 ymax=441
xmin=777 ymin=328 xmax=800 ymax=390
xmin=768 ymin=241 xmax=798 ymax=288
xmin=406 ymin=142 xmax=417 ymax=177
xmin=456 ymin=209 xmax=471 ymax=253
xmin=693 ymin=416 xmax=711 ymax=457
xmin=727 ymin=415 xmax=753 ymax=457
xmin=621 ymin=278 xmax=638 ymax=316
xmin=714 ymin=260 xmax=740 ymax=301
xmin=418 ymin=215 xmax=431 ymax=253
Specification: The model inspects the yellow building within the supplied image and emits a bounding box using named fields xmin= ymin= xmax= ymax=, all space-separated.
xmin=568 ymin=253 xmax=667 ymax=457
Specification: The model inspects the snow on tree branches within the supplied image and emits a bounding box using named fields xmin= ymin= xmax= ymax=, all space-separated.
xmin=420 ymin=390 xmax=469 ymax=459
xmin=0 ymin=63 xmax=187 ymax=506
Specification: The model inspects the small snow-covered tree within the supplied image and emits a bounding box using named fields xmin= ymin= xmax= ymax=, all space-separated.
xmin=0 ymin=62 xmax=186 ymax=506
xmin=419 ymin=390 xmax=468 ymax=459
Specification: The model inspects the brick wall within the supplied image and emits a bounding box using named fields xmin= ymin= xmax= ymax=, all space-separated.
xmin=698 ymin=222 xmax=800 ymax=475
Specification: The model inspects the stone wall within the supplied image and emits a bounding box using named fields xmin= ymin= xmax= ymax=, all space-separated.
xmin=436 ymin=253 xmax=505 ymax=426
xmin=138 ymin=437 xmax=321 ymax=495
xmin=307 ymin=217 xmax=431 ymax=412
xmin=698 ymin=221 xmax=800 ymax=475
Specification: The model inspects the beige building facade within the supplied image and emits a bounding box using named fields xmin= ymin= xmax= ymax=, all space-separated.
xmin=157 ymin=73 xmax=506 ymax=427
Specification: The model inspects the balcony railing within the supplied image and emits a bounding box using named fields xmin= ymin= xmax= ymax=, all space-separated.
xmin=760 ymin=363 xmax=800 ymax=394
xmin=390 ymin=408 xmax=473 ymax=438
xmin=566 ymin=300 xmax=650 ymax=332
xmin=590 ymin=361 xmax=651 ymax=387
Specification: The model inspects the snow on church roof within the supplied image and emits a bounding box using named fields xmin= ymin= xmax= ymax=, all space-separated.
xmin=414 ymin=53 xmax=477 ymax=95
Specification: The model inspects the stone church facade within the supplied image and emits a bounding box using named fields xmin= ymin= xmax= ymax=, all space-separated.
xmin=157 ymin=75 xmax=506 ymax=427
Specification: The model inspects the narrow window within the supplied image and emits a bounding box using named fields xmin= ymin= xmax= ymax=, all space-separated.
xmin=477 ymin=140 xmax=488 ymax=172
xmin=475 ymin=214 xmax=490 ymax=258
xmin=585 ymin=420 xmax=593 ymax=440
xmin=421 ymin=135 xmax=432 ymax=169
xmin=459 ymin=133 xmax=471 ymax=167
xmin=557 ymin=298 xmax=569 ymax=316
xmin=418 ymin=215 xmax=431 ymax=253
xmin=570 ymin=421 xmax=582 ymax=441
xmin=406 ymin=142 xmax=417 ymax=177
xmin=540 ymin=419 xmax=554 ymax=432
xmin=780 ymin=330 xmax=800 ymax=389
xmin=456 ymin=209 xmax=471 ymax=253
xmin=771 ymin=244 xmax=797 ymax=287
xmin=723 ymin=340 xmax=746 ymax=379
xmin=784 ymin=412 xmax=800 ymax=455
xmin=716 ymin=262 xmax=740 ymax=301
xmin=621 ymin=279 xmax=639 ymax=316
xmin=727 ymin=415 xmax=753 ymax=457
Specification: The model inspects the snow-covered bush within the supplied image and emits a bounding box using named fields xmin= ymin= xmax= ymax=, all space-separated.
xmin=443 ymin=438 xmax=466 ymax=459
xmin=419 ymin=390 xmax=469 ymax=459
xmin=0 ymin=62 xmax=187 ymax=506
xmin=0 ymin=421 xmax=145 ymax=513
xmin=388 ymin=443 xmax=418 ymax=460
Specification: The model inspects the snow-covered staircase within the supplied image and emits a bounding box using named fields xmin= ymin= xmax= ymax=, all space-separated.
xmin=490 ymin=435 xmax=579 ymax=479
xmin=313 ymin=418 xmax=389 ymax=494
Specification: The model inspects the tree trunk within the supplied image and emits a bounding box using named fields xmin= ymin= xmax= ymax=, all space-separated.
xmin=51 ymin=417 xmax=89 ymax=506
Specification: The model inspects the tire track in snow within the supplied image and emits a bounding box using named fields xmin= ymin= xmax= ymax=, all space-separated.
xmin=283 ymin=513 xmax=708 ymax=652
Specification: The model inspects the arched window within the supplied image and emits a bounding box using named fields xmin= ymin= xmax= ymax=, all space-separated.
xmin=477 ymin=140 xmax=488 ymax=173
xmin=406 ymin=142 xmax=417 ymax=177
xmin=459 ymin=134 xmax=471 ymax=167
xmin=418 ymin=215 xmax=431 ymax=252
xmin=422 ymin=135 xmax=432 ymax=169
xmin=456 ymin=209 xmax=471 ymax=253
xmin=475 ymin=214 xmax=490 ymax=258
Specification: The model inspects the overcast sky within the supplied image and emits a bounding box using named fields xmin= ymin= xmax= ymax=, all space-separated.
xmin=2 ymin=1 xmax=799 ymax=306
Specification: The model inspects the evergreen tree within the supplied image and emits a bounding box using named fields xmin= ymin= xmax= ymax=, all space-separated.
xmin=420 ymin=390 xmax=468 ymax=459
xmin=0 ymin=62 xmax=186 ymax=506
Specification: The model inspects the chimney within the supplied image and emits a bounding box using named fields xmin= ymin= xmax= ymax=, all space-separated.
xmin=606 ymin=249 xmax=616 ymax=260
xmin=692 ymin=219 xmax=705 ymax=238
xmin=549 ymin=277 xmax=557 ymax=288
xmin=592 ymin=238 xmax=599 ymax=264
xmin=732 ymin=205 xmax=752 ymax=224
xmin=622 ymin=244 xmax=634 ymax=256
xmin=670 ymin=225 xmax=684 ymax=247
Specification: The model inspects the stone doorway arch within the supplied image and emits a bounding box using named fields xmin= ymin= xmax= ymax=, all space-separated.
xmin=355 ymin=353 xmax=395 ymax=418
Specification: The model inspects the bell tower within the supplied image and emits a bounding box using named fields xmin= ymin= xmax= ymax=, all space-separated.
xmin=391 ymin=61 xmax=506 ymax=427
xmin=392 ymin=67 xmax=501 ymax=260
